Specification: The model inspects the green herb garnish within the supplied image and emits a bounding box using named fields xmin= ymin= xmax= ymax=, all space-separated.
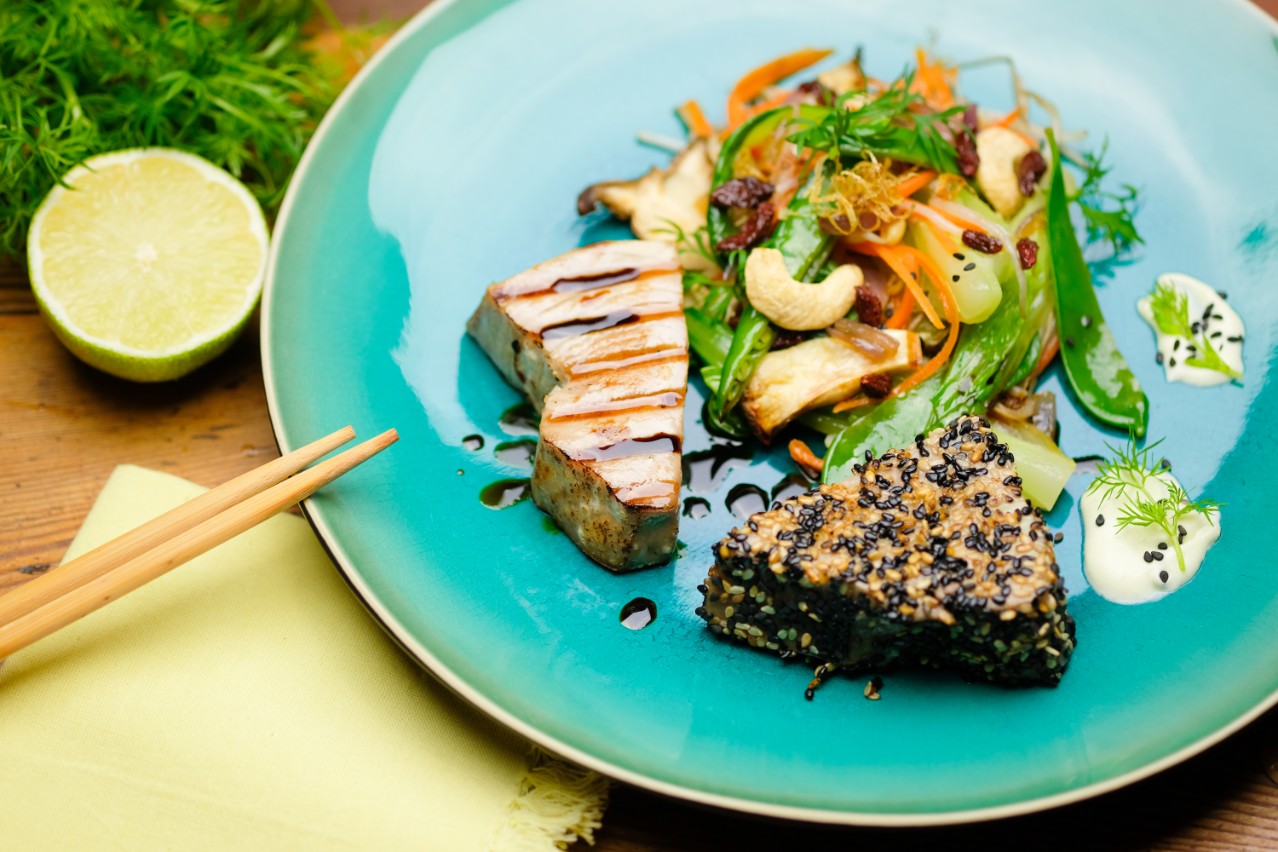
xmin=1147 ymin=279 xmax=1242 ymax=380
xmin=787 ymin=72 xmax=965 ymax=174
xmin=0 ymin=0 xmax=354 ymax=263
xmin=1090 ymin=436 xmax=1221 ymax=574
xmin=1070 ymin=141 xmax=1143 ymax=258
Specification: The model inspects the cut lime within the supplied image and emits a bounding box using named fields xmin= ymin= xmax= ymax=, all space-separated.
xmin=27 ymin=148 xmax=269 ymax=382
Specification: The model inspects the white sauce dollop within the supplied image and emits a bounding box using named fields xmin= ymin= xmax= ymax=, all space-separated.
xmin=1080 ymin=470 xmax=1220 ymax=604
xmin=1136 ymin=272 xmax=1244 ymax=386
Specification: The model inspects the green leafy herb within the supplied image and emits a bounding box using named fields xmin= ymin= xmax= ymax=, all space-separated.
xmin=787 ymin=73 xmax=965 ymax=173
xmin=1089 ymin=436 xmax=1221 ymax=574
xmin=654 ymin=220 xmax=720 ymax=271
xmin=1147 ymin=279 xmax=1242 ymax=380
xmin=1069 ymin=141 xmax=1143 ymax=258
xmin=0 ymin=0 xmax=356 ymax=263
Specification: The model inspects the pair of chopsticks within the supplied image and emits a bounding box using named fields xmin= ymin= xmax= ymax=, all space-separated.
xmin=0 ymin=425 xmax=397 ymax=660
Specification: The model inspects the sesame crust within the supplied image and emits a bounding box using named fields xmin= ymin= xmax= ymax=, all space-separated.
xmin=696 ymin=416 xmax=1076 ymax=686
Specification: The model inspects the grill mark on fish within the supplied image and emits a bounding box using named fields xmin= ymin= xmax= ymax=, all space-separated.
xmin=544 ymin=390 xmax=684 ymax=421
xmin=565 ymin=434 xmax=681 ymax=462
xmin=538 ymin=309 xmax=683 ymax=341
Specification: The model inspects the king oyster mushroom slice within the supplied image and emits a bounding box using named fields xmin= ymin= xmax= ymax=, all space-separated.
xmin=740 ymin=332 xmax=922 ymax=443
xmin=578 ymin=138 xmax=717 ymax=273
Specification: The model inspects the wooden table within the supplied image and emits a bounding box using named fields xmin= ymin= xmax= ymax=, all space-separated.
xmin=5 ymin=2 xmax=1278 ymax=847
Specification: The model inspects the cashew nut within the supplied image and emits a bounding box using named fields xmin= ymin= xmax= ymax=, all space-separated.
xmin=744 ymin=248 xmax=863 ymax=331
xmin=975 ymin=127 xmax=1034 ymax=219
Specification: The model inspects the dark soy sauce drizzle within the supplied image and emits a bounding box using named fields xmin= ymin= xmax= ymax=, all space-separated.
xmin=480 ymin=478 xmax=530 ymax=509
xmin=499 ymin=402 xmax=540 ymax=437
xmin=682 ymin=441 xmax=754 ymax=493
xmin=550 ymin=267 xmax=640 ymax=293
xmin=540 ymin=311 xmax=638 ymax=341
xmin=570 ymin=434 xmax=679 ymax=461
xmin=771 ymin=473 xmax=813 ymax=504
xmin=462 ymin=434 xmax=484 ymax=451
xmin=494 ymin=438 xmax=537 ymax=469
xmin=726 ymin=483 xmax=769 ymax=520
xmin=619 ymin=597 xmax=657 ymax=630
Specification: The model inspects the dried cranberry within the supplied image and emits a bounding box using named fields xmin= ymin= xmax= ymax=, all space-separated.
xmin=770 ymin=329 xmax=808 ymax=350
xmin=954 ymin=131 xmax=980 ymax=177
xmin=853 ymin=285 xmax=884 ymax=328
xmin=962 ymin=103 xmax=979 ymax=133
xmin=1017 ymin=150 xmax=1048 ymax=197
xmin=861 ymin=372 xmax=892 ymax=399
xmin=710 ymin=177 xmax=774 ymax=210
xmin=796 ymin=80 xmax=835 ymax=107
xmin=1016 ymin=238 xmax=1039 ymax=269
xmin=716 ymin=201 xmax=776 ymax=252
xmin=961 ymin=229 xmax=1004 ymax=254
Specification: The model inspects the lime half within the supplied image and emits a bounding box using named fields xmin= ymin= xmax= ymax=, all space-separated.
xmin=28 ymin=148 xmax=269 ymax=382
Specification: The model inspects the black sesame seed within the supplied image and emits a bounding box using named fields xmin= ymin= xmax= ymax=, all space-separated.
xmin=952 ymin=274 xmax=961 ymax=283
xmin=1159 ymin=570 xmax=1170 ymax=583
xmin=1065 ymin=337 xmax=1076 ymax=348
xmin=1217 ymin=290 xmax=1227 ymax=300
xmin=1155 ymin=352 xmax=1164 ymax=365
xmin=963 ymin=262 xmax=976 ymax=271
xmin=1095 ymin=514 xmax=1105 ymax=526
xmin=953 ymin=252 xmax=966 ymax=261
xmin=1143 ymin=551 xmax=1154 ymax=563
xmin=1158 ymin=542 xmax=1168 ymax=550
xmin=1150 ymin=550 xmax=1164 ymax=561
xmin=1169 ymin=357 xmax=1177 ymax=367
xmin=1173 ymin=339 xmax=1181 ymax=351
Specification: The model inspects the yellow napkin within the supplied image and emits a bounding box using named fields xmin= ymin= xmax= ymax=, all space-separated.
xmin=0 ymin=465 xmax=608 ymax=850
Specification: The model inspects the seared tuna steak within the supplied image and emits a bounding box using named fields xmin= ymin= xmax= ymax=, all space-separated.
xmin=697 ymin=417 xmax=1076 ymax=685
xmin=467 ymin=241 xmax=688 ymax=571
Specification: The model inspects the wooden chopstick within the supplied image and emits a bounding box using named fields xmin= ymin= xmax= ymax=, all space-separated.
xmin=0 ymin=427 xmax=398 ymax=660
xmin=0 ymin=425 xmax=357 ymax=629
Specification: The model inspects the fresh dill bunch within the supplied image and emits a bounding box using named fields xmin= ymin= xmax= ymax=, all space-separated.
xmin=1090 ymin=435 xmax=1221 ymax=574
xmin=1070 ymin=140 xmax=1143 ymax=259
xmin=787 ymin=71 xmax=966 ymax=174
xmin=0 ymin=0 xmax=342 ymax=264
xmin=1146 ymin=279 xmax=1242 ymax=379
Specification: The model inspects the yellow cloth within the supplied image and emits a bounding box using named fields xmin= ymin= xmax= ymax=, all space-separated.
xmin=0 ymin=465 xmax=607 ymax=850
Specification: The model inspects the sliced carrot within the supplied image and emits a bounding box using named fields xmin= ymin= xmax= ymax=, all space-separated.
xmin=890 ymin=244 xmax=961 ymax=396
xmin=788 ymin=438 xmax=825 ymax=475
xmin=677 ymin=99 xmax=714 ymax=138
xmin=886 ymin=288 xmax=915 ymax=330
xmin=831 ymin=395 xmax=874 ymax=414
xmin=1034 ymin=333 xmax=1061 ymax=378
xmin=895 ymin=170 xmax=936 ymax=200
xmin=986 ymin=106 xmax=1023 ymax=129
xmin=849 ymin=242 xmax=942 ymax=329
xmin=912 ymin=47 xmax=956 ymax=109
xmin=726 ymin=47 xmax=833 ymax=129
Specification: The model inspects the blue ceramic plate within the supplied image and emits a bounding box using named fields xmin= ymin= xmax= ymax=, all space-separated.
xmin=263 ymin=0 xmax=1278 ymax=824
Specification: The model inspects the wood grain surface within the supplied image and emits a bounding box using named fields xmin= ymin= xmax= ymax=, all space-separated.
xmin=4 ymin=1 xmax=1278 ymax=847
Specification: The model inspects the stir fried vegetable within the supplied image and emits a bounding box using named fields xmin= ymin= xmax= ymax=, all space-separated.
xmin=578 ymin=45 xmax=1150 ymax=509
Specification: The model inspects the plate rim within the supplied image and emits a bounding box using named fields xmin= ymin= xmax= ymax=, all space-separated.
xmin=261 ymin=0 xmax=1278 ymax=826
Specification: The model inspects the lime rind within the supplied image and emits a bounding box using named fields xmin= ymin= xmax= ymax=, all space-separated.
xmin=27 ymin=148 xmax=269 ymax=382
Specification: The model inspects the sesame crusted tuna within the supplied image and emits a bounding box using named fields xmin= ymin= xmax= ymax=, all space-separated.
xmin=696 ymin=416 xmax=1076 ymax=686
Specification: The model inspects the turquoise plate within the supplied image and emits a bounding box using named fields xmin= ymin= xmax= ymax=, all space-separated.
xmin=263 ymin=0 xmax=1278 ymax=824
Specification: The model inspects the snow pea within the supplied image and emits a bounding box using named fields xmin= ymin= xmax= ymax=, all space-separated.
xmin=1045 ymin=129 xmax=1148 ymax=437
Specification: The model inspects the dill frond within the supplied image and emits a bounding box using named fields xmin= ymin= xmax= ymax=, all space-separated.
xmin=0 ymin=0 xmax=354 ymax=263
